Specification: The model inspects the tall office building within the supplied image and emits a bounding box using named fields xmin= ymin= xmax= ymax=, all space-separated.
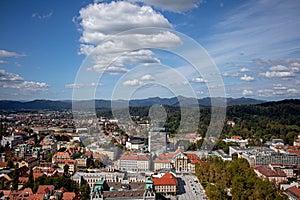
xmin=148 ymin=130 xmax=167 ymax=155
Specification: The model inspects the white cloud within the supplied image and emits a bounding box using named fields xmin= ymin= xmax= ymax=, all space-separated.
xmin=273 ymin=84 xmax=287 ymax=90
xmin=191 ymin=77 xmax=207 ymax=83
xmin=222 ymin=72 xmax=239 ymax=77
xmin=0 ymin=50 xmax=24 ymax=57
xmin=240 ymin=74 xmax=254 ymax=81
xmin=140 ymin=74 xmax=154 ymax=81
xmin=240 ymin=67 xmax=250 ymax=72
xmin=65 ymin=82 xmax=101 ymax=89
xmin=269 ymin=65 xmax=289 ymax=71
xmin=78 ymin=1 xmax=172 ymax=44
xmin=258 ymin=84 xmax=299 ymax=97
xmin=261 ymin=71 xmax=294 ymax=78
xmin=122 ymin=79 xmax=142 ymax=86
xmin=0 ymin=70 xmax=48 ymax=91
xmin=32 ymin=11 xmax=53 ymax=20
xmin=77 ymin=1 xmax=181 ymax=74
xmin=129 ymin=0 xmax=202 ymax=12
xmin=290 ymin=62 xmax=300 ymax=73
xmin=242 ymin=89 xmax=253 ymax=96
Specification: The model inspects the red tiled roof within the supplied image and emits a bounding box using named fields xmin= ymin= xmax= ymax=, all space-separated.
xmin=33 ymin=173 xmax=45 ymax=181
xmin=36 ymin=185 xmax=53 ymax=195
xmin=119 ymin=153 xmax=149 ymax=161
xmin=54 ymin=152 xmax=70 ymax=158
xmin=231 ymin=135 xmax=242 ymax=140
xmin=19 ymin=177 xmax=28 ymax=183
xmin=288 ymin=150 xmax=300 ymax=156
xmin=154 ymin=157 xmax=170 ymax=164
xmin=286 ymin=186 xmax=300 ymax=200
xmin=56 ymin=159 xmax=76 ymax=164
xmin=152 ymin=172 xmax=178 ymax=186
xmin=254 ymin=165 xmax=286 ymax=177
xmin=62 ymin=192 xmax=76 ymax=200
xmin=28 ymin=194 xmax=44 ymax=200
xmin=0 ymin=162 xmax=8 ymax=168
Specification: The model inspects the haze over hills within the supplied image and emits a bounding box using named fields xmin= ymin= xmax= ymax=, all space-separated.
xmin=0 ymin=96 xmax=267 ymax=111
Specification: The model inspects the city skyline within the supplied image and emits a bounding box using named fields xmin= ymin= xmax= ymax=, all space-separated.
xmin=0 ymin=0 xmax=299 ymax=101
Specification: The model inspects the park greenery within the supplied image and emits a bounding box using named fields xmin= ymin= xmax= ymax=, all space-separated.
xmin=195 ymin=157 xmax=288 ymax=200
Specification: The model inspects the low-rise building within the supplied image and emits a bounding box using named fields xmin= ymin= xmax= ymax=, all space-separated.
xmin=56 ymin=159 xmax=77 ymax=173
xmin=253 ymin=165 xmax=287 ymax=185
xmin=285 ymin=186 xmax=300 ymax=200
xmin=52 ymin=152 xmax=70 ymax=163
xmin=118 ymin=153 xmax=150 ymax=172
xmin=152 ymin=172 xmax=178 ymax=195
xmin=71 ymin=172 xmax=125 ymax=189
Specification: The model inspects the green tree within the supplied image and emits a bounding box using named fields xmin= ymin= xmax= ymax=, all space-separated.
xmin=63 ymin=164 xmax=69 ymax=177
xmin=23 ymin=168 xmax=34 ymax=189
xmin=0 ymin=179 xmax=4 ymax=190
xmin=11 ymin=164 xmax=19 ymax=191
xmin=79 ymin=176 xmax=91 ymax=200
xmin=205 ymin=183 xmax=227 ymax=200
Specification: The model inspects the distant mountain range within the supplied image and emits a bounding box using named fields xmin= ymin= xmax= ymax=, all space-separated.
xmin=0 ymin=97 xmax=267 ymax=111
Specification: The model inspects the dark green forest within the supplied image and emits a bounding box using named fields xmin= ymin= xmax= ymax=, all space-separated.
xmin=97 ymin=99 xmax=300 ymax=144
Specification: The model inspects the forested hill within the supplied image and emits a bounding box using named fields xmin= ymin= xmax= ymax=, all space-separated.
xmin=227 ymin=99 xmax=300 ymax=125
xmin=223 ymin=99 xmax=300 ymax=144
xmin=0 ymin=97 xmax=265 ymax=111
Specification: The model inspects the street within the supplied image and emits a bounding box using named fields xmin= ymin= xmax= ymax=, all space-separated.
xmin=176 ymin=174 xmax=208 ymax=200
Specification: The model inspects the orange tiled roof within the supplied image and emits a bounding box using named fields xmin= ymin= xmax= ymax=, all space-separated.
xmin=33 ymin=173 xmax=45 ymax=181
xmin=54 ymin=152 xmax=70 ymax=158
xmin=28 ymin=194 xmax=44 ymax=200
xmin=0 ymin=162 xmax=8 ymax=168
xmin=254 ymin=165 xmax=286 ymax=177
xmin=231 ymin=135 xmax=242 ymax=140
xmin=36 ymin=185 xmax=53 ymax=195
xmin=286 ymin=186 xmax=300 ymax=200
xmin=56 ymin=159 xmax=76 ymax=164
xmin=19 ymin=177 xmax=28 ymax=183
xmin=119 ymin=153 xmax=149 ymax=161
xmin=62 ymin=192 xmax=76 ymax=200
xmin=152 ymin=172 xmax=178 ymax=186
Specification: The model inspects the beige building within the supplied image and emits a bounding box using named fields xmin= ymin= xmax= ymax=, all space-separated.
xmin=118 ymin=153 xmax=150 ymax=172
xmin=71 ymin=172 xmax=125 ymax=189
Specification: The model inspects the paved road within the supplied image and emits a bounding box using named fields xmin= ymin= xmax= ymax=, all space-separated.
xmin=177 ymin=174 xmax=208 ymax=200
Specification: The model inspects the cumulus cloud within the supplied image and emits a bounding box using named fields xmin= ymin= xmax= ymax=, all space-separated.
xmin=0 ymin=70 xmax=48 ymax=91
xmin=242 ymin=89 xmax=253 ymax=96
xmin=0 ymin=50 xmax=24 ymax=57
xmin=240 ymin=74 xmax=254 ymax=81
xmin=258 ymin=84 xmax=299 ymax=97
xmin=261 ymin=71 xmax=294 ymax=78
xmin=129 ymin=0 xmax=202 ymax=13
xmin=140 ymin=74 xmax=154 ymax=81
xmin=222 ymin=72 xmax=239 ymax=77
xmin=269 ymin=65 xmax=289 ymax=71
xmin=65 ymin=82 xmax=101 ymax=89
xmin=76 ymin=1 xmax=181 ymax=74
xmin=290 ymin=62 xmax=300 ymax=73
xmin=240 ymin=67 xmax=250 ymax=72
xmin=191 ymin=77 xmax=207 ymax=83
xmin=122 ymin=79 xmax=142 ymax=86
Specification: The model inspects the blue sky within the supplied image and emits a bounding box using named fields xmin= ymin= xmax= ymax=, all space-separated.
xmin=0 ymin=0 xmax=299 ymax=101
